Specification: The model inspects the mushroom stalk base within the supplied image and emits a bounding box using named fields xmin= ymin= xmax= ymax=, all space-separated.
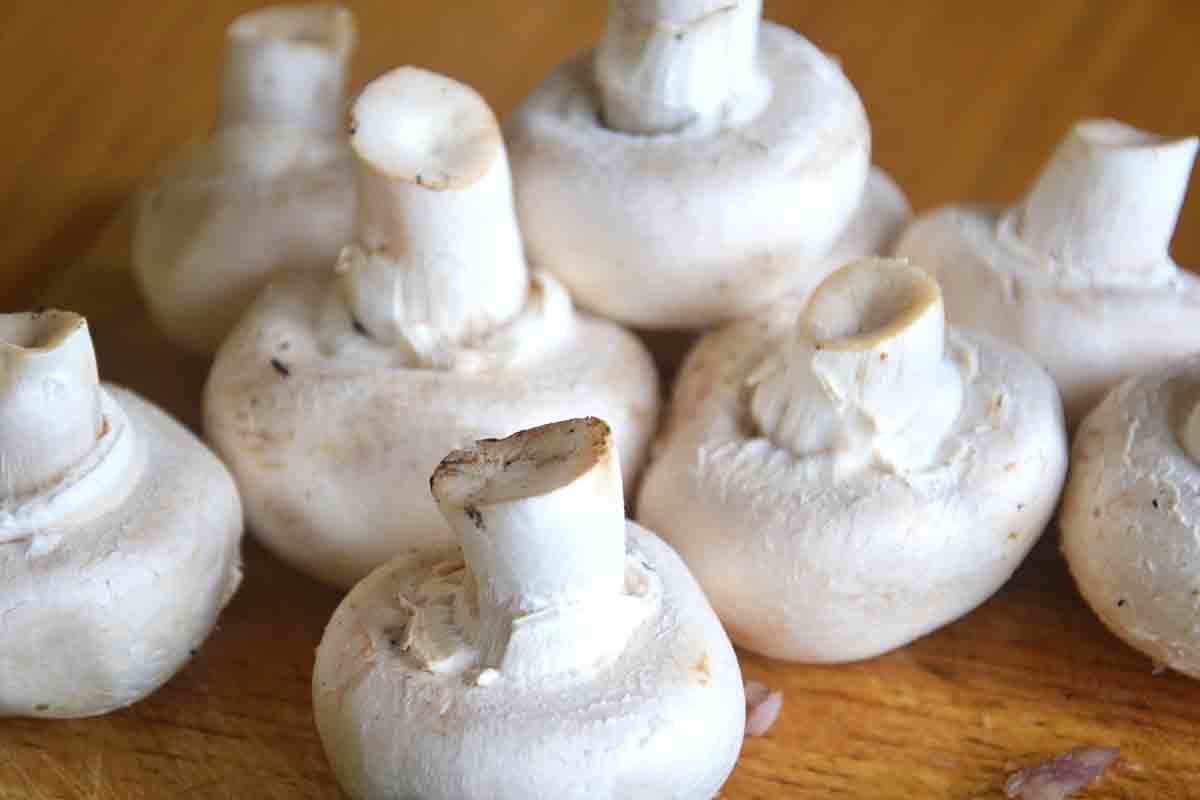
xmin=749 ymin=258 xmax=963 ymax=473
xmin=0 ymin=311 xmax=102 ymax=500
xmin=340 ymin=66 xmax=529 ymax=352
xmin=595 ymin=0 xmax=769 ymax=134
xmin=218 ymin=4 xmax=355 ymax=134
xmin=428 ymin=419 xmax=652 ymax=680
xmin=1015 ymin=118 xmax=1198 ymax=280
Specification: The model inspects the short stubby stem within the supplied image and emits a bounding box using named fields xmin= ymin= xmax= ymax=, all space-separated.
xmin=339 ymin=66 xmax=529 ymax=351
xmin=218 ymin=3 xmax=356 ymax=134
xmin=595 ymin=0 xmax=767 ymax=135
xmin=1016 ymin=118 xmax=1198 ymax=276
xmin=0 ymin=311 xmax=101 ymax=499
xmin=431 ymin=418 xmax=626 ymax=668
xmin=749 ymin=258 xmax=963 ymax=471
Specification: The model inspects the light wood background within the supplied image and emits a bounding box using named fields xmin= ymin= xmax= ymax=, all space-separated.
xmin=3 ymin=1 xmax=1200 ymax=798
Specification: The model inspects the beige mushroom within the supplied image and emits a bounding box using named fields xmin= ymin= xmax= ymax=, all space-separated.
xmin=637 ymin=258 xmax=1068 ymax=661
xmin=1061 ymin=357 xmax=1200 ymax=678
xmin=895 ymin=118 xmax=1200 ymax=425
xmin=205 ymin=67 xmax=659 ymax=589
xmin=134 ymin=3 xmax=358 ymax=354
xmin=0 ymin=311 xmax=242 ymax=717
xmin=313 ymin=418 xmax=743 ymax=799
xmin=504 ymin=0 xmax=910 ymax=329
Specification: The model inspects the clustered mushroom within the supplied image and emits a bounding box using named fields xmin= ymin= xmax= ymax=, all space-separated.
xmin=134 ymin=3 xmax=358 ymax=354
xmin=313 ymin=418 xmax=744 ymax=799
xmin=1060 ymin=357 xmax=1200 ymax=678
xmin=13 ymin=1 xmax=1200 ymax=795
xmin=0 ymin=311 xmax=242 ymax=718
xmin=504 ymin=0 xmax=911 ymax=329
xmin=204 ymin=66 xmax=660 ymax=589
xmin=896 ymin=118 xmax=1200 ymax=425
xmin=638 ymin=258 xmax=1069 ymax=661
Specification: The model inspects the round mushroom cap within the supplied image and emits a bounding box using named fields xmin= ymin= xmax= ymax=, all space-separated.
xmin=204 ymin=273 xmax=660 ymax=588
xmin=895 ymin=203 xmax=1200 ymax=425
xmin=135 ymin=128 xmax=356 ymax=355
xmin=313 ymin=523 xmax=743 ymax=800
xmin=637 ymin=309 xmax=1067 ymax=662
xmin=135 ymin=4 xmax=358 ymax=355
xmin=0 ymin=386 xmax=243 ymax=717
xmin=505 ymin=23 xmax=871 ymax=329
xmin=1061 ymin=357 xmax=1200 ymax=677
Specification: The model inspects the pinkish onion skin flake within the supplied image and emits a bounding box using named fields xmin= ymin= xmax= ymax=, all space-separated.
xmin=1003 ymin=746 xmax=1120 ymax=800
xmin=744 ymin=681 xmax=783 ymax=737
xmin=744 ymin=680 xmax=771 ymax=706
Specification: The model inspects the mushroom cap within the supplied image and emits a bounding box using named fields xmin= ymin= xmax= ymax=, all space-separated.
xmin=895 ymin=203 xmax=1200 ymax=425
xmin=0 ymin=385 xmax=243 ymax=717
xmin=505 ymin=22 xmax=871 ymax=328
xmin=1060 ymin=358 xmax=1200 ymax=677
xmin=313 ymin=523 xmax=743 ymax=800
xmin=134 ymin=128 xmax=356 ymax=354
xmin=204 ymin=274 xmax=660 ymax=588
xmin=636 ymin=309 xmax=1067 ymax=662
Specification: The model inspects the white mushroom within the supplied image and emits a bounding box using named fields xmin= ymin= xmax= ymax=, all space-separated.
xmin=895 ymin=118 xmax=1200 ymax=425
xmin=313 ymin=418 xmax=744 ymax=800
xmin=204 ymin=66 xmax=660 ymax=589
xmin=1060 ymin=357 xmax=1200 ymax=678
xmin=637 ymin=257 xmax=1068 ymax=662
xmin=134 ymin=3 xmax=358 ymax=354
xmin=0 ymin=310 xmax=242 ymax=718
xmin=504 ymin=0 xmax=910 ymax=329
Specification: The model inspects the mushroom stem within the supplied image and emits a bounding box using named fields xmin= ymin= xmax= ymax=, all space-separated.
xmin=1016 ymin=118 xmax=1199 ymax=275
xmin=749 ymin=258 xmax=962 ymax=466
xmin=218 ymin=4 xmax=356 ymax=134
xmin=431 ymin=418 xmax=626 ymax=666
xmin=0 ymin=311 xmax=101 ymax=499
xmin=595 ymin=0 xmax=766 ymax=134
xmin=339 ymin=67 xmax=528 ymax=350
xmin=1183 ymin=401 xmax=1200 ymax=466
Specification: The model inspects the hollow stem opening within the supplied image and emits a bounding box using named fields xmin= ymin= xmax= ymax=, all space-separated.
xmin=0 ymin=311 xmax=102 ymax=498
xmin=1016 ymin=118 xmax=1198 ymax=275
xmin=431 ymin=418 xmax=626 ymax=666
xmin=218 ymin=4 xmax=356 ymax=133
xmin=749 ymin=258 xmax=961 ymax=467
xmin=339 ymin=66 xmax=528 ymax=351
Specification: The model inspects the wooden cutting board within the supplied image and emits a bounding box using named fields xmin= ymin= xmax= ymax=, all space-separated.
xmin=1 ymin=201 xmax=1196 ymax=800
xmin=5 ymin=1 xmax=1200 ymax=797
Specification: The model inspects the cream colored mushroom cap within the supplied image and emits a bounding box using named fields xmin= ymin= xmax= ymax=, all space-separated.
xmin=894 ymin=118 xmax=1200 ymax=425
xmin=1061 ymin=357 xmax=1200 ymax=677
xmin=313 ymin=526 xmax=743 ymax=800
xmin=637 ymin=260 xmax=1067 ymax=661
xmin=203 ymin=275 xmax=660 ymax=588
xmin=505 ymin=22 xmax=872 ymax=328
xmin=0 ymin=311 xmax=242 ymax=717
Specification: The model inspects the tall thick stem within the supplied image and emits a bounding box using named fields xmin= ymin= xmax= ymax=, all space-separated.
xmin=0 ymin=311 xmax=101 ymax=499
xmin=1016 ymin=118 xmax=1198 ymax=275
xmin=431 ymin=418 xmax=626 ymax=667
xmin=750 ymin=258 xmax=962 ymax=468
xmin=340 ymin=67 xmax=528 ymax=350
xmin=218 ymin=4 xmax=356 ymax=134
xmin=595 ymin=0 xmax=765 ymax=134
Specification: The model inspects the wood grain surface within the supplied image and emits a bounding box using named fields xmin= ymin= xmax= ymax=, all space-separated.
xmin=4 ymin=1 xmax=1200 ymax=798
